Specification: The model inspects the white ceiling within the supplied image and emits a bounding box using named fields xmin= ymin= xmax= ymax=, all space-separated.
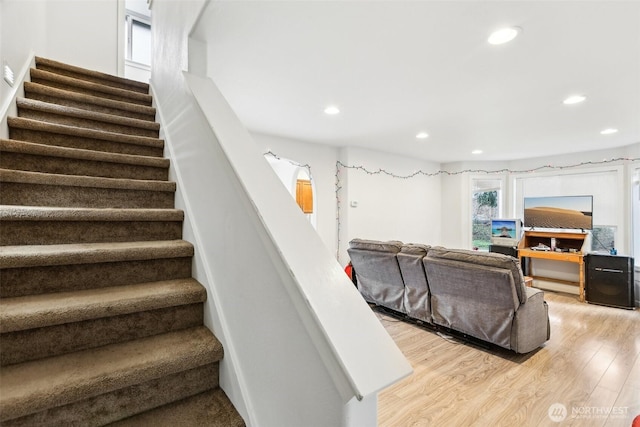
xmin=200 ymin=1 xmax=640 ymax=163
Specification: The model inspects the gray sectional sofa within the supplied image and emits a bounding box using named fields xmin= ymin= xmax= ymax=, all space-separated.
xmin=347 ymin=238 xmax=550 ymax=353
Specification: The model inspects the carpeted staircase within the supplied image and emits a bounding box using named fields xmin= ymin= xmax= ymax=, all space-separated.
xmin=0 ymin=57 xmax=245 ymax=426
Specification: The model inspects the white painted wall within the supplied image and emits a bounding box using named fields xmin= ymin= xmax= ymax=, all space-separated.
xmin=125 ymin=0 xmax=151 ymax=18
xmin=9 ymin=0 xmax=120 ymax=74
xmin=44 ymin=0 xmax=119 ymax=72
xmin=264 ymin=154 xmax=298 ymax=191
xmin=440 ymin=172 xmax=468 ymax=249
xmin=0 ymin=0 xmax=120 ymax=129
xmin=338 ymin=147 xmax=442 ymax=264
xmin=1 ymin=0 xmax=45 ymax=117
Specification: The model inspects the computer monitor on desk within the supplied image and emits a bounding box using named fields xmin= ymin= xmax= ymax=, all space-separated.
xmin=490 ymin=218 xmax=521 ymax=248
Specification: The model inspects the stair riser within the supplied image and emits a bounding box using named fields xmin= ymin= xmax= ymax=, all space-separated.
xmin=0 ymin=258 xmax=192 ymax=298
xmin=0 ymin=152 xmax=169 ymax=181
xmin=2 ymin=363 xmax=218 ymax=426
xmin=30 ymin=76 xmax=152 ymax=107
xmin=17 ymin=107 xmax=160 ymax=138
xmin=36 ymin=63 xmax=150 ymax=95
xmin=0 ymin=183 xmax=175 ymax=209
xmin=0 ymin=220 xmax=182 ymax=246
xmin=1 ymin=303 xmax=204 ymax=366
xmin=9 ymin=128 xmax=164 ymax=157
xmin=25 ymin=90 xmax=156 ymax=121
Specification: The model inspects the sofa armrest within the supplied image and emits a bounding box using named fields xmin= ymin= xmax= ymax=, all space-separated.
xmin=511 ymin=287 xmax=550 ymax=353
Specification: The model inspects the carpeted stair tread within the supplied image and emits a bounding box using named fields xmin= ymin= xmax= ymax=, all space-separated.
xmin=35 ymin=56 xmax=150 ymax=94
xmin=108 ymin=388 xmax=245 ymax=427
xmin=0 ymin=139 xmax=169 ymax=180
xmin=0 ymin=240 xmax=194 ymax=269
xmin=0 ymin=205 xmax=182 ymax=222
xmin=0 ymin=169 xmax=175 ymax=191
xmin=0 ymin=206 xmax=184 ymax=246
xmin=0 ymin=279 xmax=206 ymax=333
xmin=0 ymin=139 xmax=169 ymax=169
xmin=17 ymin=98 xmax=160 ymax=137
xmin=7 ymin=117 xmax=164 ymax=151
xmin=24 ymin=81 xmax=157 ymax=121
xmin=2 ymin=364 xmax=219 ymax=426
xmin=30 ymin=68 xmax=152 ymax=106
xmin=0 ymin=326 xmax=222 ymax=422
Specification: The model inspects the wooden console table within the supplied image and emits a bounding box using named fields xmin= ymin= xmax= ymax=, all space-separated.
xmin=518 ymin=230 xmax=590 ymax=302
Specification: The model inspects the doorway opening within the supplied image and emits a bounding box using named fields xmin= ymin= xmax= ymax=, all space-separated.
xmin=265 ymin=155 xmax=317 ymax=229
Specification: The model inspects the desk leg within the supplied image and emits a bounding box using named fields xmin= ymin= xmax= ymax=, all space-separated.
xmin=579 ymin=260 xmax=585 ymax=302
xmin=518 ymin=255 xmax=529 ymax=276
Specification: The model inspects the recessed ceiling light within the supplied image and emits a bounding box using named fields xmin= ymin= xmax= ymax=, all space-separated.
xmin=416 ymin=132 xmax=429 ymax=139
xmin=472 ymin=149 xmax=483 ymax=155
xmin=324 ymin=106 xmax=340 ymax=115
xmin=600 ymin=128 xmax=618 ymax=135
xmin=563 ymin=95 xmax=586 ymax=105
xmin=488 ymin=27 xmax=521 ymax=45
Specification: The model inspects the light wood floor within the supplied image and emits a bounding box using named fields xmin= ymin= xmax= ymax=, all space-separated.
xmin=377 ymin=291 xmax=640 ymax=427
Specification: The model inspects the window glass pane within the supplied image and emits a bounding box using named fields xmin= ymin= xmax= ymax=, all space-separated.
xmin=131 ymin=19 xmax=151 ymax=65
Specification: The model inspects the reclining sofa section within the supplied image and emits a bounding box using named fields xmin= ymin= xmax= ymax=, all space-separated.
xmin=347 ymin=239 xmax=550 ymax=354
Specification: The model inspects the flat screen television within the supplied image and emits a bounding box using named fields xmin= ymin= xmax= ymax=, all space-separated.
xmin=490 ymin=219 xmax=522 ymax=247
xmin=523 ymin=195 xmax=593 ymax=230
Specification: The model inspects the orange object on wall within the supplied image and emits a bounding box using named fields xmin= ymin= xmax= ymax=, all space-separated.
xmin=296 ymin=179 xmax=313 ymax=213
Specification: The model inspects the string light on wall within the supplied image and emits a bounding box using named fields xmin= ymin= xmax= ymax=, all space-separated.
xmin=263 ymin=150 xmax=312 ymax=177
xmin=262 ymin=151 xmax=638 ymax=262
xmin=334 ymin=156 xmax=639 ymax=262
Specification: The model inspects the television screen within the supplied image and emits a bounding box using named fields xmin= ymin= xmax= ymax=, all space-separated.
xmin=523 ymin=195 xmax=593 ymax=230
xmin=491 ymin=219 xmax=521 ymax=247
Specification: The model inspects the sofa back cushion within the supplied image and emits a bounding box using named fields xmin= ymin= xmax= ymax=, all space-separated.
xmin=426 ymin=247 xmax=527 ymax=304
xmin=423 ymin=248 xmax=523 ymax=349
xmin=397 ymin=244 xmax=431 ymax=322
xmin=347 ymin=239 xmax=405 ymax=313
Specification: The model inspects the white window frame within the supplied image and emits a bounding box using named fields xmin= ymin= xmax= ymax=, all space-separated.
xmin=470 ymin=176 xmax=505 ymax=251
xmin=125 ymin=10 xmax=151 ymax=69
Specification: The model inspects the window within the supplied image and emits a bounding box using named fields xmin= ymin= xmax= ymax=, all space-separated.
xmin=472 ymin=179 xmax=502 ymax=250
xmin=125 ymin=13 xmax=151 ymax=66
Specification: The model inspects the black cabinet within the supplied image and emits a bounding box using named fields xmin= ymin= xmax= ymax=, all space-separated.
xmin=489 ymin=245 xmax=518 ymax=258
xmin=490 ymin=245 xmax=528 ymax=273
xmin=585 ymin=254 xmax=634 ymax=309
